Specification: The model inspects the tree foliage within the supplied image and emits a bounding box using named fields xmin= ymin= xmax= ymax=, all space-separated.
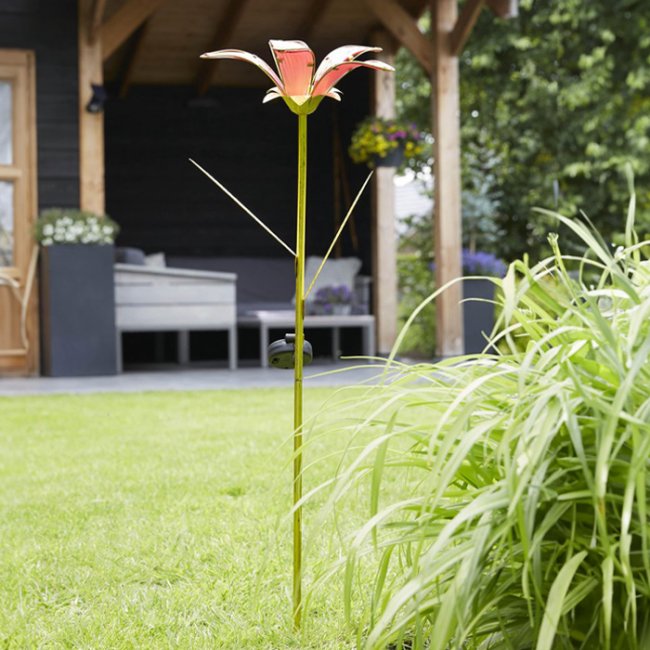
xmin=396 ymin=0 xmax=650 ymax=260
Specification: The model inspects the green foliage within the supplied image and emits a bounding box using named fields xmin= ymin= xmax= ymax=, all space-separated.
xmin=397 ymin=211 xmax=437 ymax=357
xmin=35 ymin=208 xmax=119 ymax=246
xmin=397 ymin=250 xmax=436 ymax=358
xmin=396 ymin=209 xmax=506 ymax=357
xmin=311 ymin=194 xmax=650 ymax=647
xmin=396 ymin=0 xmax=650 ymax=260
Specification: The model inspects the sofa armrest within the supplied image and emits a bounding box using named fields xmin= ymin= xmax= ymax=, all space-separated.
xmin=115 ymin=263 xmax=236 ymax=283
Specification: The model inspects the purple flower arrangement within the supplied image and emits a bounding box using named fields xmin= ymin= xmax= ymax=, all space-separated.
xmin=312 ymin=284 xmax=353 ymax=315
xmin=461 ymin=249 xmax=507 ymax=277
xmin=430 ymin=250 xmax=506 ymax=277
xmin=315 ymin=284 xmax=352 ymax=305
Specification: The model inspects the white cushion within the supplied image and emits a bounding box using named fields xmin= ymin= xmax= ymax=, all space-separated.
xmin=144 ymin=252 xmax=166 ymax=268
xmin=302 ymin=256 xmax=361 ymax=303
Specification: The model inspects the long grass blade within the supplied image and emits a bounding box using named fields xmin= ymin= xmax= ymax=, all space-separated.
xmin=536 ymin=551 xmax=586 ymax=650
xmin=189 ymin=158 xmax=296 ymax=256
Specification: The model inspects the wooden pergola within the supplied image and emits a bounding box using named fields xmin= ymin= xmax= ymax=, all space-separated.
xmin=78 ymin=0 xmax=517 ymax=358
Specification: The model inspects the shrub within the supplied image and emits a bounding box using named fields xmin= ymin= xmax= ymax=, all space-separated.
xmin=397 ymin=251 xmax=436 ymax=358
xmin=310 ymin=189 xmax=650 ymax=648
xmin=35 ymin=208 xmax=119 ymax=245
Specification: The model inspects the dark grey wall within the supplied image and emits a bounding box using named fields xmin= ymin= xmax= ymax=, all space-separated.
xmin=0 ymin=3 xmax=376 ymax=269
xmin=0 ymin=0 xmax=80 ymax=209
xmin=105 ymin=78 xmax=374 ymax=271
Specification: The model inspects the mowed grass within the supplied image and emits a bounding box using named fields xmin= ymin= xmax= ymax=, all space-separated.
xmin=0 ymin=387 xmax=365 ymax=649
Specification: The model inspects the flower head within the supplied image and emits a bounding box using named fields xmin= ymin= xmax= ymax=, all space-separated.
xmin=461 ymin=250 xmax=507 ymax=277
xmin=34 ymin=209 xmax=119 ymax=246
xmin=314 ymin=284 xmax=353 ymax=305
xmin=201 ymin=40 xmax=394 ymax=115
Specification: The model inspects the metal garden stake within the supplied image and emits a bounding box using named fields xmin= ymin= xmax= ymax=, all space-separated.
xmin=191 ymin=39 xmax=393 ymax=628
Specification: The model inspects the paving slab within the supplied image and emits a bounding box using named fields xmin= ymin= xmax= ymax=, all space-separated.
xmin=0 ymin=361 xmax=388 ymax=396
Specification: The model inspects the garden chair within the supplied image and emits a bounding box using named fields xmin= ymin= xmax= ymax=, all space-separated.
xmin=0 ymin=245 xmax=39 ymax=356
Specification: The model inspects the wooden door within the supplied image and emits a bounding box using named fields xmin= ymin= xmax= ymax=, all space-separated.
xmin=0 ymin=50 xmax=38 ymax=375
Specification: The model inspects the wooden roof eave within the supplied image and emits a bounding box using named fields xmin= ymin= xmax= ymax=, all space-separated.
xmin=100 ymin=0 xmax=165 ymax=61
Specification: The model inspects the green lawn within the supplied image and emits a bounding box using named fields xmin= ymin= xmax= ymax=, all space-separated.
xmin=0 ymin=388 xmax=363 ymax=649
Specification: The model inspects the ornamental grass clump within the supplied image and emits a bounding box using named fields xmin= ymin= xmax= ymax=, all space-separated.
xmin=309 ymin=190 xmax=650 ymax=648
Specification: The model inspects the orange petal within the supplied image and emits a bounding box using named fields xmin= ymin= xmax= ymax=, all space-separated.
xmin=268 ymin=40 xmax=315 ymax=98
xmin=312 ymin=60 xmax=394 ymax=97
xmin=201 ymin=48 xmax=283 ymax=89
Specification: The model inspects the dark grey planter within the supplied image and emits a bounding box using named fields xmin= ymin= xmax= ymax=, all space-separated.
xmin=463 ymin=278 xmax=496 ymax=354
xmin=40 ymin=244 xmax=117 ymax=376
xmin=372 ymin=144 xmax=405 ymax=168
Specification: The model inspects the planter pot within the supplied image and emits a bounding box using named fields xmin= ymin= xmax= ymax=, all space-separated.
xmin=40 ymin=244 xmax=117 ymax=376
xmin=308 ymin=303 xmax=353 ymax=316
xmin=463 ymin=278 xmax=495 ymax=354
xmin=371 ymin=144 xmax=404 ymax=168
xmin=332 ymin=304 xmax=352 ymax=315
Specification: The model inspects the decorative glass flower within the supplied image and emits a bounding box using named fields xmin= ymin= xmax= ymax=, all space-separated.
xmin=201 ymin=39 xmax=394 ymax=115
xmin=194 ymin=38 xmax=394 ymax=628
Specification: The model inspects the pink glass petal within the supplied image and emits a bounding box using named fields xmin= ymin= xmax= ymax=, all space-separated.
xmin=201 ymin=48 xmax=283 ymax=89
xmin=326 ymin=88 xmax=342 ymax=101
xmin=313 ymin=45 xmax=382 ymax=83
xmin=262 ymin=87 xmax=283 ymax=103
xmin=312 ymin=60 xmax=394 ymax=97
xmin=268 ymin=40 xmax=315 ymax=98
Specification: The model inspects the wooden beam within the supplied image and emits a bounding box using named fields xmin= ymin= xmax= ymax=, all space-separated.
xmin=449 ymin=0 xmax=484 ymax=56
xmin=431 ymin=0 xmax=463 ymax=356
xmin=370 ymin=31 xmax=398 ymax=355
xmin=89 ymin=0 xmax=108 ymax=42
xmin=296 ymin=0 xmax=332 ymax=40
xmin=79 ymin=0 xmax=105 ymax=214
xmin=195 ymin=0 xmax=250 ymax=96
xmin=486 ymin=0 xmax=518 ymax=18
xmin=363 ymin=0 xmax=432 ymax=75
xmin=101 ymin=0 xmax=165 ymax=61
xmin=118 ymin=19 xmax=151 ymax=97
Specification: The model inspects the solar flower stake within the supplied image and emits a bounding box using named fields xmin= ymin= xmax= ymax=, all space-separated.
xmin=190 ymin=39 xmax=393 ymax=627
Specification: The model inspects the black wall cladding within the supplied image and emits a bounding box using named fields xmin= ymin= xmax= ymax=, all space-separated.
xmin=104 ymin=78 xmax=373 ymax=270
xmin=0 ymin=0 xmax=80 ymax=209
xmin=0 ymin=4 xmax=375 ymax=270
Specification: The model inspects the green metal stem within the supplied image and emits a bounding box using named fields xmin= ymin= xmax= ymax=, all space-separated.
xmin=293 ymin=111 xmax=307 ymax=629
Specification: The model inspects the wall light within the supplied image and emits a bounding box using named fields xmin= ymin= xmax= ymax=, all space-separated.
xmin=86 ymin=84 xmax=108 ymax=113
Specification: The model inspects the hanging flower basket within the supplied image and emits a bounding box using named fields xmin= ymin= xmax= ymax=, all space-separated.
xmin=372 ymin=143 xmax=405 ymax=168
xmin=349 ymin=116 xmax=424 ymax=169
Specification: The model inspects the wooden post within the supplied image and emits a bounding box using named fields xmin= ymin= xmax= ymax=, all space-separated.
xmin=78 ymin=0 xmax=105 ymax=214
xmin=431 ymin=0 xmax=464 ymax=357
xmin=371 ymin=30 xmax=398 ymax=355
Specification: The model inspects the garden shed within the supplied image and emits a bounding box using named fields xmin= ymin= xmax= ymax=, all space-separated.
xmin=0 ymin=0 xmax=516 ymax=376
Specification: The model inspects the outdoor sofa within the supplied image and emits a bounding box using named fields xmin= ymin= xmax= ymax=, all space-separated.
xmin=113 ymin=248 xmax=237 ymax=370
xmin=167 ymin=255 xmax=376 ymax=368
xmin=114 ymin=249 xmax=376 ymax=368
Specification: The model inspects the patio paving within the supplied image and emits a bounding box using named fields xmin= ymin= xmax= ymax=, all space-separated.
xmin=0 ymin=361 xmax=389 ymax=396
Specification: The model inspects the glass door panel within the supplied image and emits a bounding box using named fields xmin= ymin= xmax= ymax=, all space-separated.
xmin=0 ymin=50 xmax=37 ymax=375
xmin=0 ymin=81 xmax=12 ymax=165
xmin=0 ymin=180 xmax=14 ymax=266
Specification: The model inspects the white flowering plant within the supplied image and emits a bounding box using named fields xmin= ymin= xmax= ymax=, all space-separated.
xmin=35 ymin=208 xmax=119 ymax=246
